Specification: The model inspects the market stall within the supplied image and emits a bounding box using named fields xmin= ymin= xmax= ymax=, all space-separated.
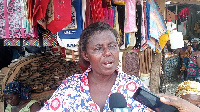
xmin=0 ymin=0 xmax=182 ymax=111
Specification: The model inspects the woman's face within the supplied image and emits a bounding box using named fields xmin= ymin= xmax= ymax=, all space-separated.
xmin=4 ymin=94 xmax=20 ymax=106
xmin=181 ymin=94 xmax=200 ymax=108
xmin=192 ymin=40 xmax=198 ymax=47
xmin=83 ymin=30 xmax=119 ymax=76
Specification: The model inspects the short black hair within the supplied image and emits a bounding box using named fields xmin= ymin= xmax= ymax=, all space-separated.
xmin=78 ymin=22 xmax=119 ymax=68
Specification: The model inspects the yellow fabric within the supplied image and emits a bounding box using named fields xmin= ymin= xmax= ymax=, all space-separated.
xmin=5 ymin=100 xmax=37 ymax=112
xmin=175 ymin=81 xmax=200 ymax=97
xmin=156 ymin=31 xmax=169 ymax=53
xmin=114 ymin=1 xmax=126 ymax=5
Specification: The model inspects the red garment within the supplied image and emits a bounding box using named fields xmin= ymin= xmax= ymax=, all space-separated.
xmin=47 ymin=0 xmax=71 ymax=34
xmin=32 ymin=0 xmax=50 ymax=27
xmin=84 ymin=0 xmax=93 ymax=28
xmin=90 ymin=0 xmax=104 ymax=22
xmin=178 ymin=8 xmax=190 ymax=21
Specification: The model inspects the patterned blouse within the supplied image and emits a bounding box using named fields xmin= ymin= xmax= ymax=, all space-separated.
xmin=39 ymin=66 xmax=152 ymax=112
xmin=187 ymin=54 xmax=200 ymax=76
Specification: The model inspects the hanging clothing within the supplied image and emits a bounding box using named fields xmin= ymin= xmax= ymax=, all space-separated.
xmin=133 ymin=2 xmax=142 ymax=49
xmin=124 ymin=52 xmax=139 ymax=77
xmin=0 ymin=0 xmax=36 ymax=39
xmin=84 ymin=0 xmax=93 ymax=28
xmin=124 ymin=0 xmax=137 ymax=33
xmin=178 ymin=8 xmax=190 ymax=22
xmin=58 ymin=0 xmax=83 ymax=39
xmin=34 ymin=0 xmax=72 ymax=34
xmin=141 ymin=0 xmax=147 ymax=47
xmin=32 ymin=0 xmax=50 ymax=27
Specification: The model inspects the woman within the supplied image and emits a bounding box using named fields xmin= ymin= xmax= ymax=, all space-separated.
xmin=39 ymin=22 xmax=152 ymax=111
xmin=39 ymin=22 xmax=199 ymax=112
xmin=3 ymin=81 xmax=40 ymax=112
xmin=186 ymin=45 xmax=200 ymax=81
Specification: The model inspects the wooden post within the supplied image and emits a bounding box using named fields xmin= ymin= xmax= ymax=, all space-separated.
xmin=0 ymin=102 xmax=4 ymax=112
xmin=72 ymin=50 xmax=75 ymax=62
xmin=149 ymin=53 xmax=162 ymax=94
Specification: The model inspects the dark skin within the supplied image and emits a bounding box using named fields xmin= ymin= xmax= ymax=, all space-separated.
xmin=82 ymin=31 xmax=119 ymax=112
xmin=159 ymin=94 xmax=200 ymax=112
xmin=4 ymin=94 xmax=40 ymax=112
xmin=181 ymin=94 xmax=200 ymax=108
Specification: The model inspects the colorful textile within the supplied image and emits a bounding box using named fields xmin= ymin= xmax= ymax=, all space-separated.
xmin=175 ymin=81 xmax=200 ymax=97
xmin=103 ymin=8 xmax=114 ymax=27
xmin=3 ymin=81 xmax=31 ymax=100
xmin=90 ymin=0 xmax=104 ymax=22
xmin=146 ymin=2 xmax=150 ymax=40
xmin=0 ymin=0 xmax=35 ymax=39
xmin=4 ymin=38 xmax=21 ymax=46
xmin=148 ymin=0 xmax=166 ymax=40
xmin=58 ymin=0 xmax=83 ymax=39
xmin=23 ymin=38 xmax=40 ymax=46
xmin=38 ymin=25 xmax=58 ymax=46
xmin=178 ymin=8 xmax=190 ymax=22
xmin=39 ymin=66 xmax=152 ymax=112
xmin=124 ymin=0 xmax=137 ymax=32
xmin=147 ymin=36 xmax=157 ymax=51
xmin=141 ymin=0 xmax=147 ymax=47
xmin=187 ymin=54 xmax=200 ymax=76
xmin=164 ymin=55 xmax=180 ymax=77
xmin=5 ymin=100 xmax=38 ymax=112
xmin=32 ymin=0 xmax=50 ymax=27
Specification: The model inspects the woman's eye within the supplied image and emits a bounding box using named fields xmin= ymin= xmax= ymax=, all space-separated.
xmin=94 ymin=47 xmax=102 ymax=51
xmin=109 ymin=44 xmax=117 ymax=49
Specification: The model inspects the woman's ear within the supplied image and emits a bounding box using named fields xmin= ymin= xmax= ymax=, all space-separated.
xmin=82 ymin=51 xmax=89 ymax=61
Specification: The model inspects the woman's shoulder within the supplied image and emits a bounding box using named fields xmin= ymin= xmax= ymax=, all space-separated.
xmin=19 ymin=100 xmax=40 ymax=112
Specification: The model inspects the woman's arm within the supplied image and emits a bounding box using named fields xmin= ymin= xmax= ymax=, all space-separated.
xmin=30 ymin=102 xmax=41 ymax=112
xmin=196 ymin=57 xmax=200 ymax=68
xmin=158 ymin=94 xmax=200 ymax=112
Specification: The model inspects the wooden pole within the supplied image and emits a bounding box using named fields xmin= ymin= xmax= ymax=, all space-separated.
xmin=149 ymin=53 xmax=162 ymax=94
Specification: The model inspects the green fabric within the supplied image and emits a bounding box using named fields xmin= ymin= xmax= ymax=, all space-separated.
xmin=5 ymin=100 xmax=37 ymax=112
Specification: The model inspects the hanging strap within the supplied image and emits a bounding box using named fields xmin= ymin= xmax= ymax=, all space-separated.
xmin=4 ymin=0 xmax=9 ymax=39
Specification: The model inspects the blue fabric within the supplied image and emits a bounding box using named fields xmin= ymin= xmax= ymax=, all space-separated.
xmin=58 ymin=0 xmax=83 ymax=39
xmin=146 ymin=2 xmax=150 ymax=40
xmin=3 ymin=81 xmax=31 ymax=99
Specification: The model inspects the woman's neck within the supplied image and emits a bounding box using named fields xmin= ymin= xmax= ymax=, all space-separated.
xmin=88 ymin=71 xmax=117 ymax=84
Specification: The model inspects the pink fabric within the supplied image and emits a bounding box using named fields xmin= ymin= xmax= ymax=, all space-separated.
xmin=4 ymin=0 xmax=9 ymax=39
xmin=103 ymin=8 xmax=114 ymax=27
xmin=0 ymin=0 xmax=35 ymax=39
xmin=124 ymin=0 xmax=137 ymax=33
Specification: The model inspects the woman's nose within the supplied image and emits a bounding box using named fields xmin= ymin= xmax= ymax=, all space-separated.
xmin=103 ymin=47 xmax=111 ymax=57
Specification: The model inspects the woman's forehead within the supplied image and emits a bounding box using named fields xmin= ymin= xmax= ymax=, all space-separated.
xmin=4 ymin=94 xmax=17 ymax=97
xmin=89 ymin=30 xmax=115 ymax=39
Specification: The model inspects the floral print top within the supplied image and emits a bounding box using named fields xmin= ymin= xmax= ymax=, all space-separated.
xmin=187 ymin=54 xmax=200 ymax=76
xmin=39 ymin=66 xmax=152 ymax=112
